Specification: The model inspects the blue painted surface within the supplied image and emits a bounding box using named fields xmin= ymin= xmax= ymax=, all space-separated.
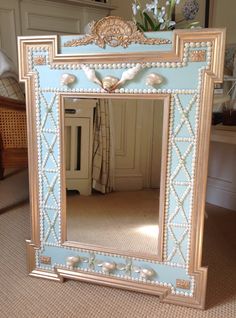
xmin=29 ymin=33 xmax=210 ymax=295
xmin=40 ymin=245 xmax=192 ymax=290
xmin=36 ymin=60 xmax=205 ymax=90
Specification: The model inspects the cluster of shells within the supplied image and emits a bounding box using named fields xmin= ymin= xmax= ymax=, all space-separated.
xmin=66 ymin=256 xmax=156 ymax=280
xmin=60 ymin=64 xmax=164 ymax=92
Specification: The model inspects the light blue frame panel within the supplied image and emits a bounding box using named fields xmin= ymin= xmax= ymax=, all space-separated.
xmin=18 ymin=19 xmax=225 ymax=308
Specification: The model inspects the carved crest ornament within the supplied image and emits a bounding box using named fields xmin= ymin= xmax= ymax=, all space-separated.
xmin=63 ymin=16 xmax=171 ymax=48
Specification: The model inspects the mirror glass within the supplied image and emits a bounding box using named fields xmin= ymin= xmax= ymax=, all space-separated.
xmin=64 ymin=97 xmax=165 ymax=256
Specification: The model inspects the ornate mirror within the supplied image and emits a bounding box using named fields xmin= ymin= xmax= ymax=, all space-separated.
xmin=63 ymin=96 xmax=166 ymax=257
xmin=18 ymin=17 xmax=225 ymax=309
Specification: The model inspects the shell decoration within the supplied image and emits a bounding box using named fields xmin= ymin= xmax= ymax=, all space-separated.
xmin=112 ymin=63 xmax=143 ymax=90
xmin=145 ymin=73 xmax=163 ymax=87
xmin=61 ymin=73 xmax=76 ymax=86
xmin=97 ymin=261 xmax=116 ymax=274
xmin=80 ymin=63 xmax=143 ymax=92
xmin=140 ymin=268 xmax=155 ymax=280
xmin=102 ymin=76 xmax=119 ymax=92
xmin=66 ymin=256 xmax=80 ymax=267
xmin=133 ymin=266 xmax=156 ymax=280
xmin=81 ymin=64 xmax=102 ymax=86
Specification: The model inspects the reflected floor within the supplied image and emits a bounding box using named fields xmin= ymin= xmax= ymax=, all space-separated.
xmin=67 ymin=189 xmax=159 ymax=255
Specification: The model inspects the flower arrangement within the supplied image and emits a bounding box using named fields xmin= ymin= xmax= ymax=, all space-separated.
xmin=132 ymin=0 xmax=200 ymax=32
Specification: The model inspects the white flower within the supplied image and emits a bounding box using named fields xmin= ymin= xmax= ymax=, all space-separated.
xmin=160 ymin=19 xmax=176 ymax=30
xmin=169 ymin=20 xmax=176 ymax=26
xmin=155 ymin=7 xmax=166 ymax=23
xmin=132 ymin=3 xmax=140 ymax=16
xmin=146 ymin=3 xmax=154 ymax=12
xmin=145 ymin=0 xmax=159 ymax=15
xmin=133 ymin=0 xmax=182 ymax=31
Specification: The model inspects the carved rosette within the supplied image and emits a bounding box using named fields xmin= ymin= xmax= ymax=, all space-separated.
xmin=189 ymin=50 xmax=206 ymax=62
xmin=63 ymin=16 xmax=171 ymax=48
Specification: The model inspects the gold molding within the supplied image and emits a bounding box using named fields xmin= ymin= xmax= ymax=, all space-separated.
xmin=63 ymin=16 xmax=171 ymax=48
xmin=18 ymin=24 xmax=226 ymax=309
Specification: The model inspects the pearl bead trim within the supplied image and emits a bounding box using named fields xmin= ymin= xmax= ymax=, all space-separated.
xmin=40 ymin=87 xmax=198 ymax=95
xmin=28 ymin=41 xmax=212 ymax=73
xmin=49 ymin=41 xmax=212 ymax=70
xmin=30 ymin=40 xmax=213 ymax=299
xmin=36 ymin=243 xmax=194 ymax=296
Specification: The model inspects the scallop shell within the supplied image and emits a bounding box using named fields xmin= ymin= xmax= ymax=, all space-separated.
xmin=145 ymin=73 xmax=163 ymax=87
xmin=66 ymin=256 xmax=80 ymax=267
xmin=61 ymin=73 xmax=76 ymax=86
xmin=102 ymin=76 xmax=119 ymax=91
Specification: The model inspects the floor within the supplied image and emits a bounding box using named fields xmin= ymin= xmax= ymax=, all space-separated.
xmin=67 ymin=189 xmax=159 ymax=255
xmin=0 ymin=168 xmax=235 ymax=318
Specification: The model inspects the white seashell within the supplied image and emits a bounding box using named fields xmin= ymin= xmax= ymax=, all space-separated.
xmin=102 ymin=76 xmax=119 ymax=91
xmin=98 ymin=261 xmax=116 ymax=274
xmin=145 ymin=73 xmax=163 ymax=87
xmin=81 ymin=64 xmax=102 ymax=86
xmin=66 ymin=256 xmax=80 ymax=267
xmin=140 ymin=268 xmax=155 ymax=279
xmin=60 ymin=73 xmax=76 ymax=86
xmin=113 ymin=63 xmax=143 ymax=90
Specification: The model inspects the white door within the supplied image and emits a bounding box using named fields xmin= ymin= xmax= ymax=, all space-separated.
xmin=111 ymin=99 xmax=164 ymax=191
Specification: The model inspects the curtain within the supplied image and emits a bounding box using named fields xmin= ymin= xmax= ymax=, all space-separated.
xmin=92 ymin=99 xmax=114 ymax=194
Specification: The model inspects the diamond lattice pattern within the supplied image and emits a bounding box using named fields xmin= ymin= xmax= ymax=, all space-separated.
xmin=165 ymin=93 xmax=198 ymax=266
xmin=39 ymin=92 xmax=60 ymax=244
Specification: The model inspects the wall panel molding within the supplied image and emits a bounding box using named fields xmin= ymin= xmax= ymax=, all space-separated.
xmin=25 ymin=12 xmax=81 ymax=33
xmin=0 ymin=0 xmax=112 ymax=66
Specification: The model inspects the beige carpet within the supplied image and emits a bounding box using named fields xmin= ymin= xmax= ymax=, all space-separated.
xmin=0 ymin=169 xmax=236 ymax=318
xmin=67 ymin=190 xmax=159 ymax=255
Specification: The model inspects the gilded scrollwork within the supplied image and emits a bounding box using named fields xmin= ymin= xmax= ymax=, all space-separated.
xmin=63 ymin=16 xmax=171 ymax=48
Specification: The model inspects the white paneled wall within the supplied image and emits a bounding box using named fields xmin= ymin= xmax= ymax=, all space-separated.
xmin=112 ymin=99 xmax=164 ymax=191
xmin=207 ymin=142 xmax=236 ymax=210
xmin=0 ymin=0 xmax=113 ymax=68
xmin=20 ymin=0 xmax=82 ymax=35
xmin=0 ymin=0 xmax=21 ymax=67
xmin=206 ymin=0 xmax=236 ymax=210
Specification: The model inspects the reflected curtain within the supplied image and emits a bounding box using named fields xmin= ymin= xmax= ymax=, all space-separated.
xmin=92 ymin=99 xmax=114 ymax=193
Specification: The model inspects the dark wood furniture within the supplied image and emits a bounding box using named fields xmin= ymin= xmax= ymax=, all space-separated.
xmin=0 ymin=95 xmax=27 ymax=179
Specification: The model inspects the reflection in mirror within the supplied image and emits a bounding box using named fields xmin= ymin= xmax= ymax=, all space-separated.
xmin=64 ymin=97 xmax=165 ymax=256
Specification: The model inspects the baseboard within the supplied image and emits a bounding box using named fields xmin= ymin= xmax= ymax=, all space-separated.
xmin=206 ymin=184 xmax=236 ymax=211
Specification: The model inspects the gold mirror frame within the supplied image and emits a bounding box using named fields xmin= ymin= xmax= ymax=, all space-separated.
xmin=18 ymin=17 xmax=225 ymax=309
